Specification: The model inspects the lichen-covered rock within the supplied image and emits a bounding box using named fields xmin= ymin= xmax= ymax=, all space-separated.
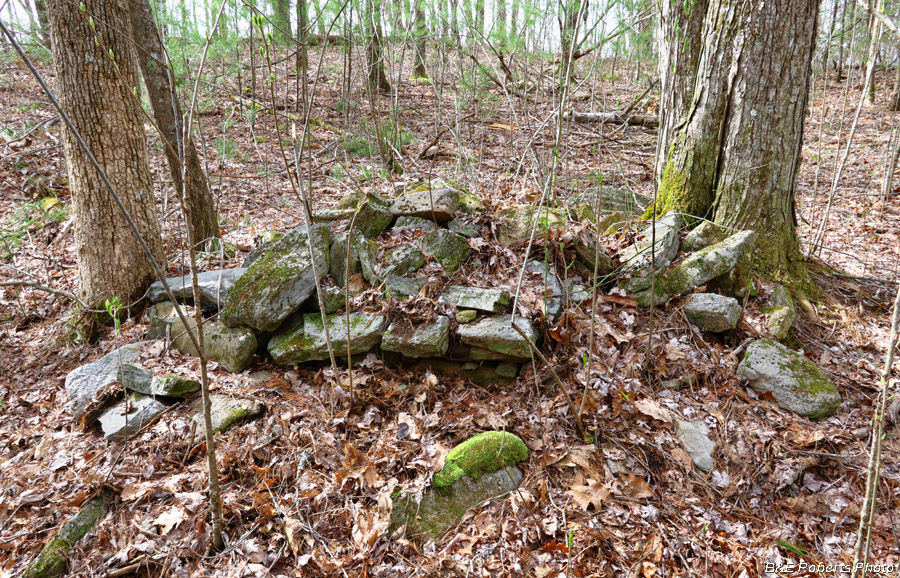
xmin=147 ymin=301 xmax=177 ymax=340
xmin=65 ymin=344 xmax=142 ymax=419
xmin=447 ymin=218 xmax=480 ymax=238
xmin=634 ymin=230 xmax=757 ymax=307
xmin=391 ymin=466 xmax=522 ymax=541
xmin=192 ymin=394 xmax=264 ymax=441
xmin=147 ymin=268 xmax=246 ymax=310
xmin=170 ymin=319 xmax=257 ymax=373
xmin=311 ymin=207 xmax=355 ymax=222
xmin=675 ymin=419 xmax=715 ymax=472
xmin=496 ymin=205 xmax=567 ymax=245
xmin=98 ymin=394 xmax=167 ymax=441
xmin=221 ymin=223 xmax=330 ymax=332
xmin=766 ymin=306 xmax=796 ymax=340
xmin=330 ymin=229 xmax=378 ymax=288
xmin=310 ymin=285 xmax=347 ymax=314
xmin=525 ymin=261 xmax=567 ymax=321
xmin=242 ymin=231 xmax=284 ymax=268
xmin=681 ymin=221 xmax=726 ymax=253
xmin=380 ymin=245 xmax=425 ymax=278
xmin=420 ymin=229 xmax=470 ymax=271
xmin=337 ymin=190 xmax=365 ymax=209
xmin=569 ymin=186 xmax=649 ymax=220
xmin=573 ymin=229 xmax=615 ymax=277
xmin=382 ymin=316 xmax=450 ymax=358
xmin=384 ymin=275 xmax=427 ymax=299
xmin=737 ymin=339 xmax=842 ymax=419
xmin=681 ymin=293 xmax=742 ymax=332
xmin=456 ymin=309 xmax=478 ymax=324
xmin=618 ymin=212 xmax=682 ymax=293
xmin=439 ymin=286 xmax=510 ymax=313
xmin=394 ymin=215 xmax=438 ymax=232
xmin=268 ymin=312 xmax=386 ymax=364
xmin=391 ymin=186 xmax=459 ymax=222
xmin=456 ymin=315 xmax=539 ymax=361
xmin=354 ymin=194 xmax=394 ymax=238
xmin=433 ymin=431 xmax=529 ymax=487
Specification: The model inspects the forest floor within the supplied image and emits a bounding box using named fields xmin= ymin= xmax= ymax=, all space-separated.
xmin=1 ymin=45 xmax=900 ymax=577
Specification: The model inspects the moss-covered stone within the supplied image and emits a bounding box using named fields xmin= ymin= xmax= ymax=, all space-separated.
xmin=391 ymin=187 xmax=459 ymax=222
xmin=456 ymin=309 xmax=478 ymax=324
xmin=420 ymin=229 xmax=470 ymax=272
xmin=433 ymin=431 xmax=529 ymax=488
xmin=192 ymin=394 xmax=264 ymax=441
xmin=354 ymin=194 xmax=394 ymax=238
xmin=330 ymin=229 xmax=378 ymax=288
xmin=456 ymin=315 xmax=539 ymax=360
xmin=681 ymin=221 xmax=726 ymax=253
xmin=618 ymin=212 xmax=682 ymax=293
xmin=382 ymin=316 xmax=450 ymax=358
xmin=170 ymin=319 xmax=257 ymax=373
xmin=569 ymin=186 xmax=649 ymax=221
xmin=380 ymin=245 xmax=425 ymax=278
xmin=268 ymin=311 xmax=386 ymax=364
xmin=495 ymin=205 xmax=568 ymax=246
xmin=439 ymin=286 xmax=510 ymax=313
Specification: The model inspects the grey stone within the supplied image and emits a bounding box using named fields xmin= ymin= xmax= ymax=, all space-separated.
xmin=495 ymin=363 xmax=520 ymax=378
xmin=618 ymin=212 xmax=682 ymax=293
xmin=634 ymin=229 xmax=757 ymax=307
xmin=420 ymin=229 xmax=470 ymax=271
xmin=354 ymin=194 xmax=394 ymax=238
xmin=330 ymin=230 xmax=378 ymax=288
xmin=766 ymin=306 xmax=796 ymax=340
xmin=311 ymin=207 xmax=355 ymax=222
xmin=147 ymin=375 xmax=201 ymax=397
xmin=394 ymin=216 xmax=438 ymax=232
xmin=380 ymin=245 xmax=425 ymax=278
xmin=569 ymin=186 xmax=650 ymax=220
xmin=391 ymin=187 xmax=459 ymax=222
xmin=117 ymin=363 xmax=152 ymax=393
xmin=268 ymin=312 xmax=386 ymax=365
xmin=447 ymin=218 xmax=480 ymax=238
xmin=147 ymin=301 xmax=177 ymax=340
xmin=737 ymin=339 xmax=842 ymax=419
xmin=384 ymin=275 xmax=427 ymax=299
xmin=65 ymin=344 xmax=141 ymax=419
xmin=771 ymin=285 xmax=794 ymax=309
xmin=456 ymin=310 xmax=477 ymax=324
xmin=221 ymin=223 xmax=331 ymax=332
xmin=439 ymin=285 xmax=510 ymax=313
xmin=148 ymin=269 xmax=246 ymax=310
xmin=525 ymin=261 xmax=566 ymax=321
xmin=675 ymin=419 xmax=715 ymax=472
xmin=382 ymin=316 xmax=451 ymax=358
xmin=242 ymin=231 xmax=284 ymax=268
xmin=681 ymin=221 xmax=726 ymax=253
xmin=465 ymin=346 xmax=524 ymax=362
xmin=495 ymin=205 xmax=567 ymax=246
xmin=192 ymin=394 xmax=264 ymax=442
xmin=573 ymin=229 xmax=615 ymax=277
xmin=314 ymin=285 xmax=348 ymax=314
xmin=99 ymin=394 xmax=167 ymax=441
xmin=391 ymin=466 xmax=522 ymax=541
xmin=337 ymin=190 xmax=365 ymax=210
xmin=171 ymin=318 xmax=257 ymax=373
xmin=456 ymin=315 xmax=539 ymax=361
xmin=681 ymin=293 xmax=742 ymax=332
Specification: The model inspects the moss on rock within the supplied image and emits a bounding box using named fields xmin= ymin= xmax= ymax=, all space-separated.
xmin=433 ymin=431 xmax=529 ymax=488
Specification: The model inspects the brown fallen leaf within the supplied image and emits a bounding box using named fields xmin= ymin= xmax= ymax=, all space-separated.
xmin=620 ymin=472 xmax=653 ymax=499
xmin=153 ymin=506 xmax=187 ymax=535
xmin=633 ymin=398 xmax=673 ymax=423
xmin=567 ymin=478 xmax=610 ymax=511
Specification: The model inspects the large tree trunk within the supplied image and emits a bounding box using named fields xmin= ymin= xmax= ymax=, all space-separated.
xmin=655 ymin=0 xmax=819 ymax=281
xmin=272 ymin=0 xmax=292 ymax=40
xmin=131 ymin=0 xmax=220 ymax=247
xmin=366 ymin=0 xmax=391 ymax=93
xmin=412 ymin=1 xmax=428 ymax=78
xmin=46 ymin=0 xmax=164 ymax=311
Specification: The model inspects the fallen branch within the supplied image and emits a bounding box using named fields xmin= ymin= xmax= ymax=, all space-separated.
xmin=0 ymin=280 xmax=86 ymax=308
xmin=567 ymin=110 xmax=659 ymax=128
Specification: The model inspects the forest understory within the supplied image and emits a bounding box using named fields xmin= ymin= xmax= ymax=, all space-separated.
xmin=1 ymin=44 xmax=900 ymax=577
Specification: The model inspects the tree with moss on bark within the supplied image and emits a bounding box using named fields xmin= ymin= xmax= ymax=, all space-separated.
xmin=653 ymin=0 xmax=820 ymax=284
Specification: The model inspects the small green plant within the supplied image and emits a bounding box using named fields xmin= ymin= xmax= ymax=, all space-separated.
xmin=104 ymin=296 xmax=122 ymax=334
xmin=0 ymin=199 xmax=68 ymax=260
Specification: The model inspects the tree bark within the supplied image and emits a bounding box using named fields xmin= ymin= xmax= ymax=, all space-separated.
xmin=131 ymin=0 xmax=219 ymax=247
xmin=413 ymin=1 xmax=428 ymax=78
xmin=272 ymin=0 xmax=292 ymax=40
xmin=33 ymin=0 xmax=51 ymax=46
xmin=655 ymin=0 xmax=819 ymax=281
xmin=46 ymin=0 xmax=164 ymax=311
xmin=366 ymin=0 xmax=391 ymax=93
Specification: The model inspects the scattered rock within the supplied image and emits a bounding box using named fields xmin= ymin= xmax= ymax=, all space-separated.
xmin=192 ymin=394 xmax=264 ymax=441
xmin=221 ymin=223 xmax=331 ymax=332
xmin=146 ymin=301 xmax=177 ymax=340
xmin=420 ymin=229 xmax=470 ymax=271
xmin=573 ymin=229 xmax=615 ymax=276
xmin=763 ymin=285 xmax=797 ymax=340
xmin=268 ymin=311 xmax=386 ymax=364
xmin=675 ymin=419 xmax=715 ymax=472
xmin=737 ymin=339 xmax=842 ymax=419
xmin=98 ymin=394 xmax=167 ymax=441
xmin=569 ymin=186 xmax=650 ymax=220
xmin=330 ymin=230 xmax=378 ymax=288
xmin=394 ymin=216 xmax=438 ymax=232
xmin=526 ymin=261 xmax=566 ymax=321
xmin=618 ymin=212 xmax=682 ymax=293
xmin=384 ymin=275 xmax=427 ymax=299
xmin=681 ymin=293 xmax=742 ymax=332
xmin=456 ymin=310 xmax=477 ymax=324
xmin=170 ymin=319 xmax=257 ymax=373
xmin=382 ymin=316 xmax=451 ymax=358
xmin=354 ymin=194 xmax=394 ymax=238
xmin=433 ymin=431 xmax=529 ymax=488
xmin=380 ymin=245 xmax=425 ymax=278
xmin=439 ymin=286 xmax=510 ymax=313
xmin=391 ymin=187 xmax=459 ymax=222
xmin=456 ymin=315 xmax=539 ymax=361
xmin=495 ymin=205 xmax=567 ymax=245
xmin=681 ymin=221 xmax=726 ymax=253
xmin=65 ymin=344 xmax=141 ymax=419
xmin=147 ymin=268 xmax=246 ymax=310
xmin=633 ymin=230 xmax=757 ymax=307
xmin=311 ymin=207 xmax=355 ymax=222
xmin=447 ymin=218 xmax=480 ymax=238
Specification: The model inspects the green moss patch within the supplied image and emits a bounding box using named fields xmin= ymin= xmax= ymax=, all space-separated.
xmin=433 ymin=431 xmax=529 ymax=488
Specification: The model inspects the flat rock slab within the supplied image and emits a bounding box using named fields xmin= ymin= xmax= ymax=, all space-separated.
xmin=354 ymin=195 xmax=394 ymax=238
xmin=525 ymin=261 xmax=567 ymax=321
xmin=394 ymin=216 xmax=439 ymax=232
xmin=384 ymin=275 xmax=427 ymax=299
xmin=380 ymin=245 xmax=425 ymax=278
xmin=439 ymin=286 xmax=510 ymax=313
xmin=170 ymin=319 xmax=257 ymax=374
xmin=681 ymin=221 xmax=726 ymax=253
xmin=99 ymin=395 xmax=167 ymax=441
xmin=737 ymin=339 xmax=842 ymax=419
xmin=117 ymin=363 xmax=200 ymax=397
xmin=390 ymin=187 xmax=460 ymax=222
xmin=382 ymin=316 xmax=450 ymax=358
xmin=495 ymin=205 xmax=567 ymax=246
xmin=675 ymin=419 xmax=715 ymax=472
xmin=681 ymin=293 xmax=742 ymax=332
xmin=569 ymin=186 xmax=650 ymax=220
xmin=147 ymin=301 xmax=177 ymax=340
xmin=268 ymin=311 xmax=386 ymax=364
xmin=634 ymin=229 xmax=757 ymax=307
xmin=391 ymin=466 xmax=523 ymax=541
xmin=66 ymin=344 xmax=142 ymax=419
xmin=148 ymin=268 xmax=246 ymax=310
xmin=221 ymin=223 xmax=330 ymax=332
xmin=420 ymin=229 xmax=470 ymax=271
xmin=192 ymin=394 xmax=264 ymax=442
xmin=573 ymin=230 xmax=615 ymax=277
xmin=618 ymin=212 xmax=682 ymax=293
xmin=456 ymin=315 xmax=539 ymax=361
